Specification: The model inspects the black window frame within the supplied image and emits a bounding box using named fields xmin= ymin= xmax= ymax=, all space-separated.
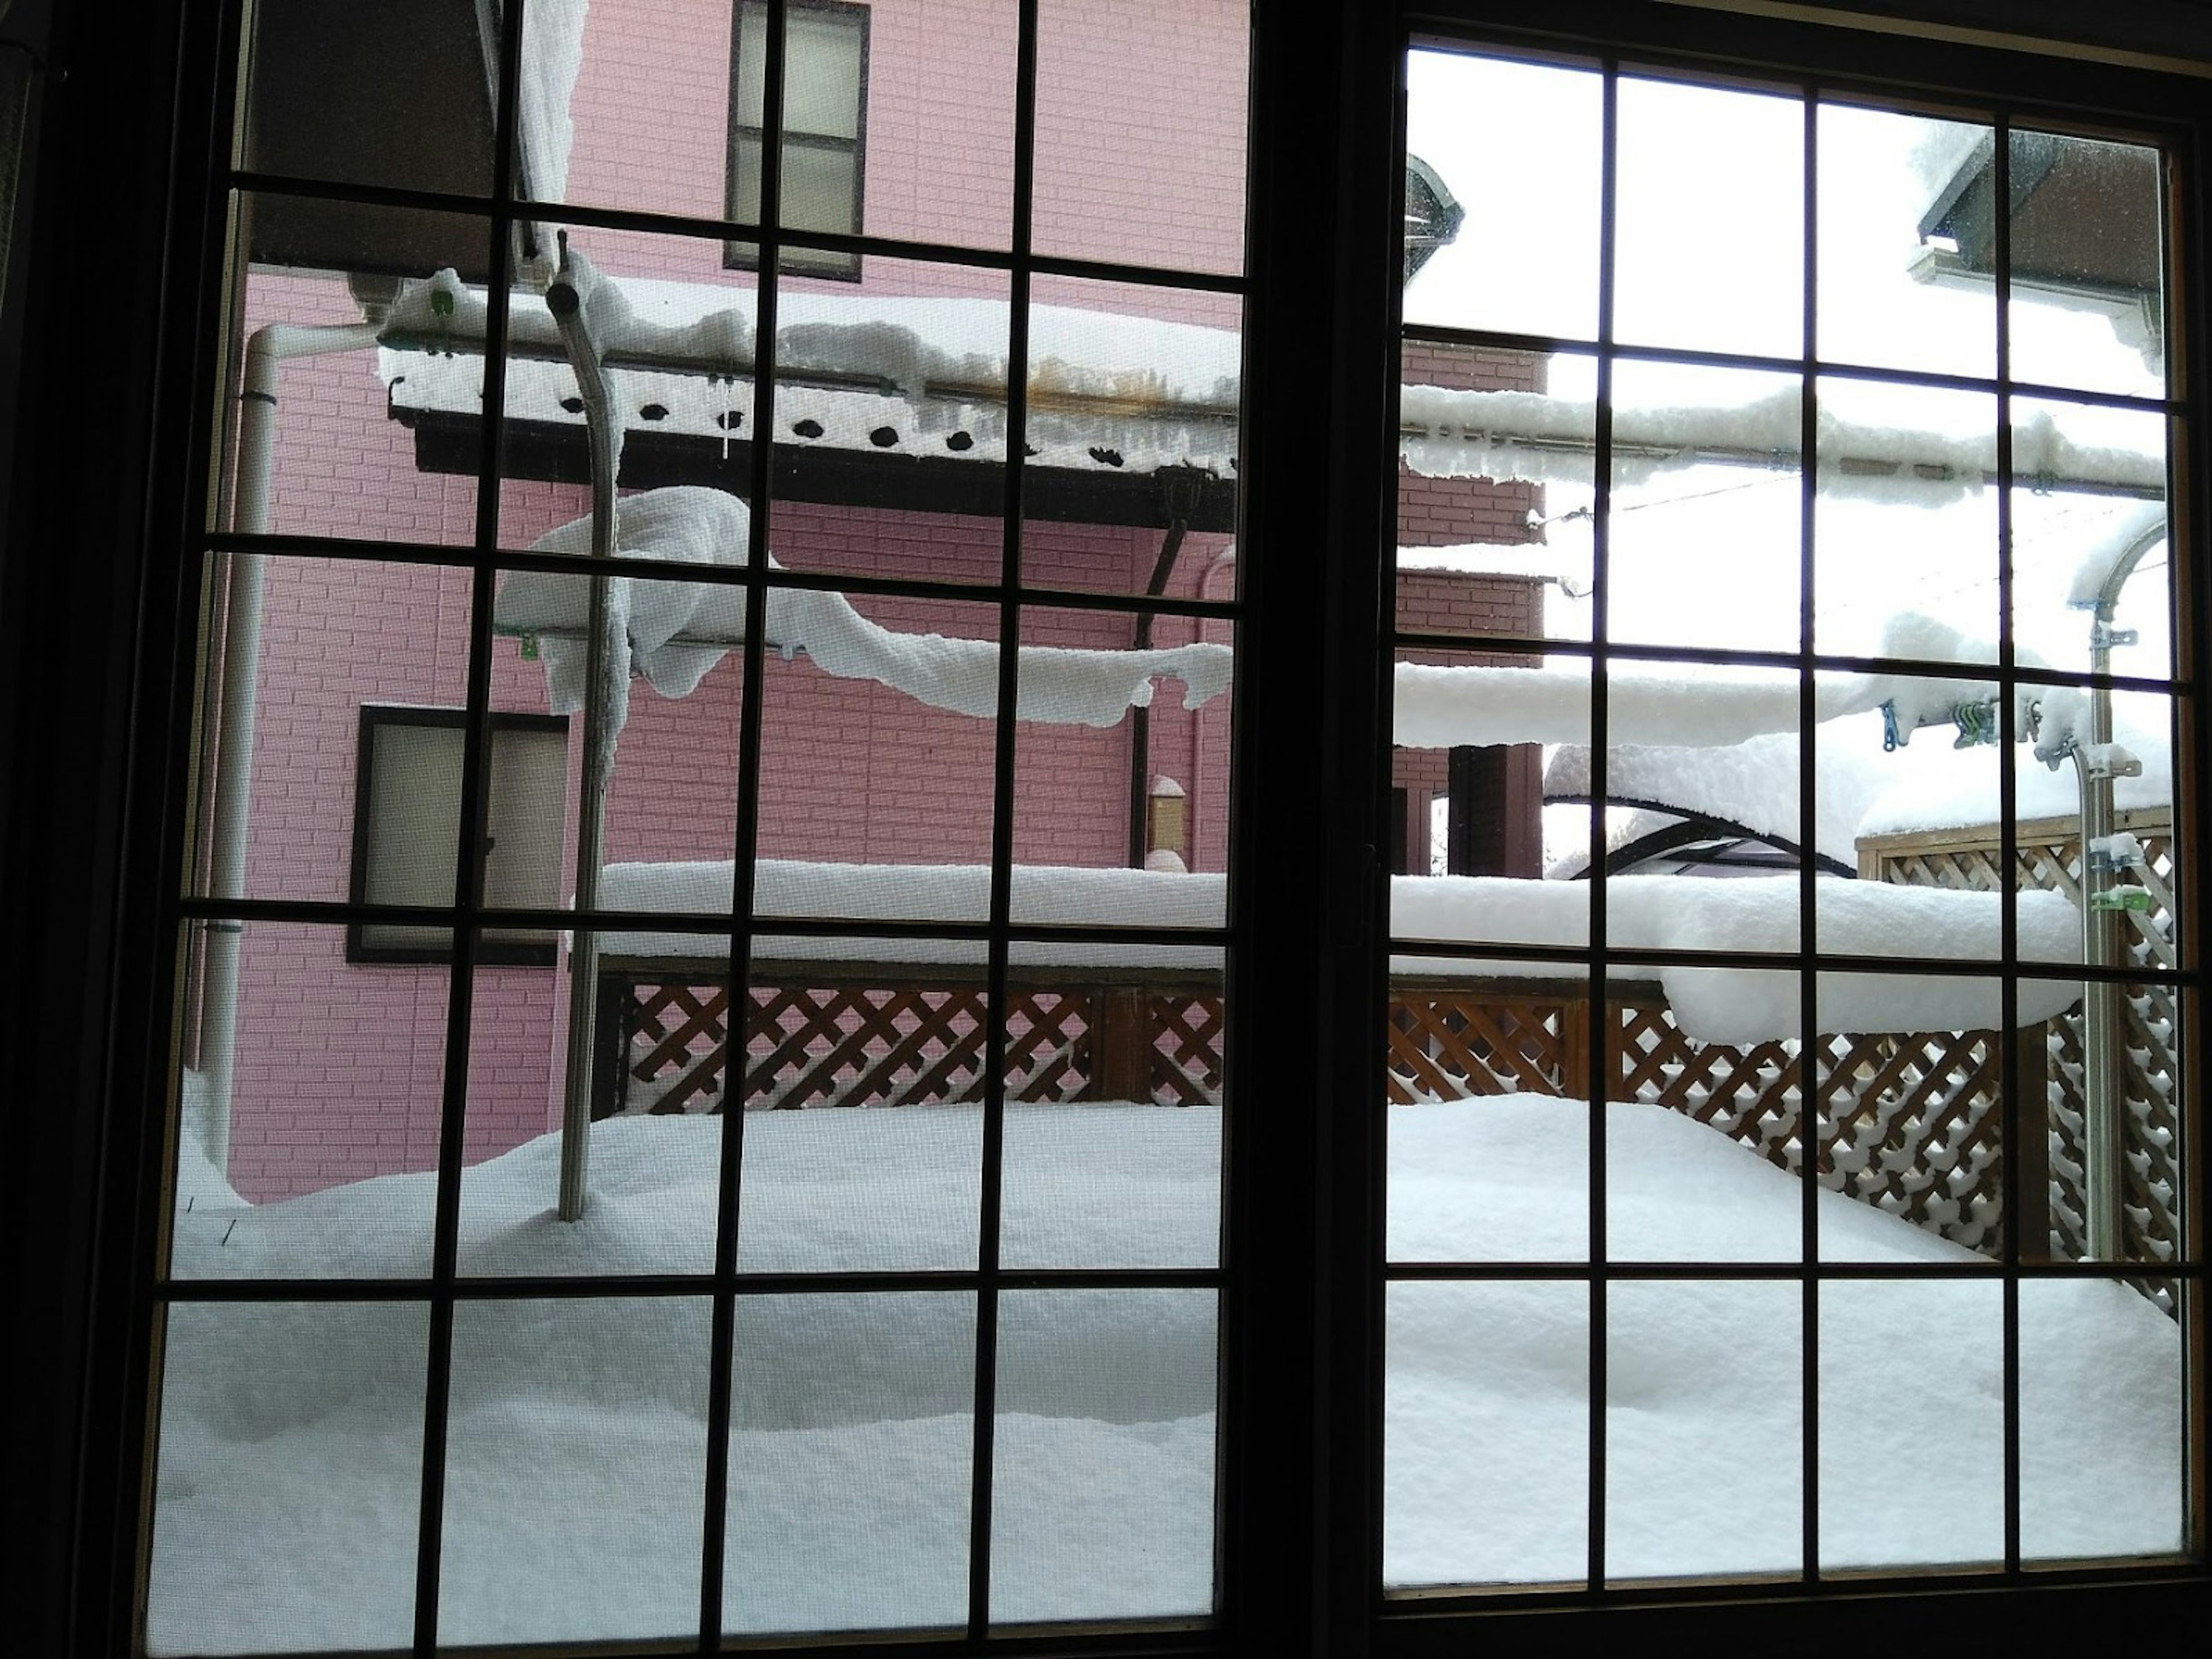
xmin=724 ymin=0 xmax=870 ymax=282
xmin=5 ymin=3 xmax=2209 ymax=1658
xmin=344 ymin=704 xmax=569 ymax=967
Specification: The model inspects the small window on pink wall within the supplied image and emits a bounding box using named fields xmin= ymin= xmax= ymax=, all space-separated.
xmin=726 ymin=0 xmax=870 ymax=279
xmin=347 ymin=706 xmax=571 ymax=966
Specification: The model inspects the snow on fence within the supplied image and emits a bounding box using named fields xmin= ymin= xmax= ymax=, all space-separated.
xmin=1859 ymin=809 xmax=2183 ymax=1289
xmin=597 ymin=959 xmax=2051 ymax=1256
xmin=1388 ymin=975 xmax=2046 ymax=1256
xmin=586 ymin=859 xmax=2104 ymax=1260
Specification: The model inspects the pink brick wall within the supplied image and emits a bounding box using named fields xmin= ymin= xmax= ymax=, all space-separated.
xmin=207 ymin=1 xmax=1365 ymax=1200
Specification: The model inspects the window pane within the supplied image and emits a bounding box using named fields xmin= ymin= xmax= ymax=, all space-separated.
xmin=1819 ymin=1280 xmax=2004 ymax=1572
xmin=1403 ymin=49 xmax=1601 ymax=342
xmin=1032 ymin=0 xmax=1247 ymax=276
xmin=1613 ymin=76 xmax=1805 ymax=359
xmin=763 ymin=256 xmax=1010 ymax=572
xmin=438 ymin=1298 xmax=711 ymax=1645
xmin=1022 ymin=275 xmax=1241 ymax=596
xmin=2007 ymin=131 xmax=2166 ymax=400
xmin=1812 ymin=972 xmax=2018 ymax=1262
xmin=147 ymin=1301 xmax=430 ymax=1655
xmin=1009 ymin=602 xmax=1235 ymax=875
xmin=1817 ymin=103 xmax=1997 ymax=381
xmin=184 ymin=556 xmax=474 ymax=909
xmin=2010 ymin=398 xmax=2171 ymax=681
xmin=725 ymin=1292 xmax=975 ymax=1635
xmin=1815 ymin=377 xmax=2001 ymax=663
xmin=1387 ymin=986 xmax=1593 ymax=1265
xmin=991 ymin=1289 xmax=1218 ymax=1624
xmin=1607 ymin=968 xmax=1804 ymax=1263
xmin=779 ymin=141 xmax=859 ymax=238
xmin=733 ymin=934 xmax=986 ymax=1274
xmin=457 ymin=927 xmax=730 ymax=1279
xmin=1386 ymin=1281 xmax=1589 ymax=1588
xmin=167 ymin=921 xmax=446 ymax=1279
xmin=2020 ymin=1275 xmax=2186 ymax=1559
xmin=1397 ymin=342 xmax=1587 ymax=646
xmin=239 ymin=2 xmax=497 ymax=202
xmin=1608 ymin=358 xmax=1803 ymax=657
xmin=1606 ymin=1280 xmax=1801 ymax=1582
xmin=783 ymin=9 xmax=865 ymax=139
xmin=225 ymin=197 xmax=489 ymax=547
xmin=998 ymin=953 xmax=1226 ymax=1270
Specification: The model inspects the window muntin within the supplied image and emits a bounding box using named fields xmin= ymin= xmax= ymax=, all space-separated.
xmin=726 ymin=0 xmax=869 ymax=279
xmin=1388 ymin=38 xmax=2190 ymax=1595
xmin=153 ymin=0 xmax=1247 ymax=1648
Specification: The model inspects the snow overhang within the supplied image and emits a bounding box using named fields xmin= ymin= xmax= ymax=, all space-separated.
xmin=381 ymin=282 xmax=1242 ymax=531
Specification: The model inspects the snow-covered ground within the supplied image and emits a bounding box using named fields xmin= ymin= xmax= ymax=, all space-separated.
xmin=150 ymin=1101 xmax=2180 ymax=1652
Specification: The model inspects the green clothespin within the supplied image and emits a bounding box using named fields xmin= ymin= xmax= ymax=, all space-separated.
xmin=517 ymin=632 xmax=539 ymax=661
xmin=2090 ymin=888 xmax=2153 ymax=914
xmin=430 ymin=288 xmax=455 ymax=321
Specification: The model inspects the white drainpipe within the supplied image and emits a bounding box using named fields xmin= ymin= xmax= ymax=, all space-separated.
xmin=197 ymin=315 xmax=387 ymax=1176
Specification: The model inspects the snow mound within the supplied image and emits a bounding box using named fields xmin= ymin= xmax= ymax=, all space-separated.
xmin=150 ymin=1101 xmax=2180 ymax=1650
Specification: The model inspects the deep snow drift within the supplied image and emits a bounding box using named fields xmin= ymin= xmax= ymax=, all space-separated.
xmin=150 ymin=1101 xmax=2180 ymax=1651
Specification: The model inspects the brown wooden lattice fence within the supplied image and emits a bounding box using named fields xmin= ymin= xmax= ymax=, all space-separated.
xmin=1387 ymin=975 xmax=2052 ymax=1256
xmin=1859 ymin=811 xmax=2181 ymax=1289
xmin=593 ymin=959 xmax=1225 ymax=1118
xmin=597 ymin=955 xmax=2066 ymax=1260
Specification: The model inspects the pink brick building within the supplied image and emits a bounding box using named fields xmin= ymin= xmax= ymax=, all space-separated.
xmin=200 ymin=0 xmax=1543 ymax=1202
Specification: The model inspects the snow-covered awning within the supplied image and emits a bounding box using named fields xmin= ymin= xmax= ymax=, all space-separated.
xmin=382 ymin=270 xmax=1241 ymax=527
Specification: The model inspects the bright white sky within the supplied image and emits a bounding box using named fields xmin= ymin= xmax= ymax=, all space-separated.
xmin=1400 ymin=48 xmax=2170 ymax=677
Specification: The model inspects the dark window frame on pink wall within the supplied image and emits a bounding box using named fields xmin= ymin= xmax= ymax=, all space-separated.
xmin=725 ymin=0 xmax=872 ymax=280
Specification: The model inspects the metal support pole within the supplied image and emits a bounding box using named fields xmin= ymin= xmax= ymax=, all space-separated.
xmin=2065 ymin=518 xmax=2165 ymax=1260
xmin=548 ymin=241 xmax=623 ymax=1222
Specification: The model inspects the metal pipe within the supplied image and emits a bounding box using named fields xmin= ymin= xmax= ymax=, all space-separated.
xmin=2070 ymin=517 xmax=2166 ymax=1260
xmin=198 ymin=316 xmax=385 ymax=1177
xmin=547 ymin=245 xmax=623 ymax=1222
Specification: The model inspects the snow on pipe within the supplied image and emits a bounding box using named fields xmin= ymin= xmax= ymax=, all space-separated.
xmin=198 ymin=316 xmax=388 ymax=1180
xmin=494 ymin=487 xmax=1236 ymax=730
xmin=1398 ymin=384 xmax=2166 ymax=501
xmin=546 ymin=241 xmax=625 ymax=1225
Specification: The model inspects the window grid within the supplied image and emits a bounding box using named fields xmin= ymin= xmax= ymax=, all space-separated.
xmin=1382 ymin=35 xmax=2198 ymax=1608
xmin=159 ymin=0 xmax=1247 ymax=1651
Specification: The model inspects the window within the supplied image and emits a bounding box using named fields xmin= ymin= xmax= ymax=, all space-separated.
xmin=6 ymin=4 xmax=2207 ymax=1657
xmin=347 ymin=706 xmax=568 ymax=965
xmin=726 ymin=0 xmax=869 ymax=280
xmin=1385 ymin=32 xmax=2195 ymax=1598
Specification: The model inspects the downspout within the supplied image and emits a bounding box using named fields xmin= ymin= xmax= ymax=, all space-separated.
xmin=198 ymin=310 xmax=389 ymax=1177
xmin=1126 ymin=465 xmax=1210 ymax=866
xmin=2064 ymin=520 xmax=2166 ymax=1262
xmin=546 ymin=237 xmax=623 ymax=1222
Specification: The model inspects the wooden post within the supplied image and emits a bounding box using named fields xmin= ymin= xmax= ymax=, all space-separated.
xmin=1562 ymin=995 xmax=1592 ymax=1101
xmin=2012 ymin=1020 xmax=2054 ymax=1263
xmin=1089 ymin=987 xmax=1153 ymax=1103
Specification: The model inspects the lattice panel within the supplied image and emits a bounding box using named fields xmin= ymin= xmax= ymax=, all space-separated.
xmin=1865 ymin=812 xmax=2183 ymax=1305
xmin=603 ymin=969 xmax=1227 ymax=1115
xmin=1153 ymin=993 xmax=1226 ymax=1105
xmin=1814 ymin=1031 xmax=2006 ymax=1250
xmin=1384 ymin=993 xmax=1581 ymax=1104
xmin=1614 ymin=1003 xmax=1801 ymax=1163
xmin=622 ymin=982 xmax=731 ymax=1114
